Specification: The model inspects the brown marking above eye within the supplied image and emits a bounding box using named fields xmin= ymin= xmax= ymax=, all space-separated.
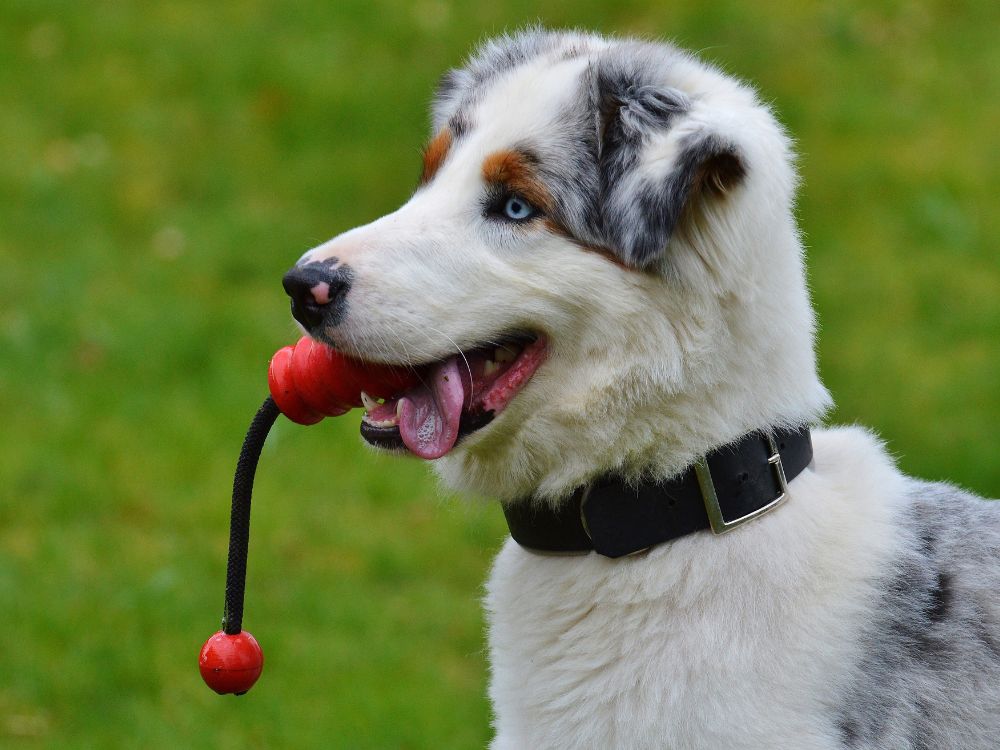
xmin=420 ymin=128 xmax=453 ymax=184
xmin=480 ymin=149 xmax=555 ymax=216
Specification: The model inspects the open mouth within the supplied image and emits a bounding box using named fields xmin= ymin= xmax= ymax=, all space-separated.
xmin=359 ymin=334 xmax=548 ymax=459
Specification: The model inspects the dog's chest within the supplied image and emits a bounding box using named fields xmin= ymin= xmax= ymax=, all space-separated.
xmin=483 ymin=435 xmax=910 ymax=750
xmin=485 ymin=541 xmax=847 ymax=749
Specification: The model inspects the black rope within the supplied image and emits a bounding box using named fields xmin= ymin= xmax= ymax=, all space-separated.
xmin=222 ymin=396 xmax=280 ymax=635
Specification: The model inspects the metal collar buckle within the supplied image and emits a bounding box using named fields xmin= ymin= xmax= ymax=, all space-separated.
xmin=694 ymin=434 xmax=790 ymax=534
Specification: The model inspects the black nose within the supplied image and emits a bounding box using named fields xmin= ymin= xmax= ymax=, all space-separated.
xmin=282 ymin=261 xmax=352 ymax=331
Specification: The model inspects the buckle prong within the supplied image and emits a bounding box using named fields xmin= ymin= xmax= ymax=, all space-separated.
xmin=695 ymin=435 xmax=790 ymax=534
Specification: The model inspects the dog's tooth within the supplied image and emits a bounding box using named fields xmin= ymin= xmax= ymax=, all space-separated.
xmin=483 ymin=359 xmax=499 ymax=376
xmin=494 ymin=348 xmax=516 ymax=364
xmin=360 ymin=391 xmax=378 ymax=412
xmin=396 ymin=399 xmax=404 ymax=418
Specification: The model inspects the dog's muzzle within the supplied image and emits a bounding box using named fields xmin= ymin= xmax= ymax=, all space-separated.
xmin=282 ymin=260 xmax=352 ymax=331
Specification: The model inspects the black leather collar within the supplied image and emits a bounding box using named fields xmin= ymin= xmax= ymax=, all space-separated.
xmin=502 ymin=425 xmax=813 ymax=558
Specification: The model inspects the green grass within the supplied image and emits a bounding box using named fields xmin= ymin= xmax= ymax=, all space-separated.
xmin=1 ymin=1 xmax=997 ymax=746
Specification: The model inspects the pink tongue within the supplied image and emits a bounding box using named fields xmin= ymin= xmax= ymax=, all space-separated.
xmin=397 ymin=356 xmax=465 ymax=459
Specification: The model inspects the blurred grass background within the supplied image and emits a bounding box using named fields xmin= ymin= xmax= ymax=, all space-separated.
xmin=0 ymin=0 xmax=996 ymax=747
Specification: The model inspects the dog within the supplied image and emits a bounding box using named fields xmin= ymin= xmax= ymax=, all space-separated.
xmin=280 ymin=30 xmax=1000 ymax=749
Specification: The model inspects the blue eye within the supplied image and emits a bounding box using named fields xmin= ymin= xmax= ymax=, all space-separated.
xmin=502 ymin=195 xmax=535 ymax=221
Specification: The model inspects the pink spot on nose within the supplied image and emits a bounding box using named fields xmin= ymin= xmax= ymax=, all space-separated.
xmin=310 ymin=282 xmax=332 ymax=305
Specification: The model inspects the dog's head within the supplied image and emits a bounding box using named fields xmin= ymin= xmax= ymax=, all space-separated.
xmin=283 ymin=30 xmax=830 ymax=500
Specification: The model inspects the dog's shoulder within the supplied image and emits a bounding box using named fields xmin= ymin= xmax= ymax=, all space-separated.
xmin=897 ymin=476 xmax=1000 ymax=652
xmin=834 ymin=472 xmax=1000 ymax=749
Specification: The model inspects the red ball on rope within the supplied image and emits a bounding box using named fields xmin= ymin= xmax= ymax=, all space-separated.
xmin=199 ymin=630 xmax=264 ymax=695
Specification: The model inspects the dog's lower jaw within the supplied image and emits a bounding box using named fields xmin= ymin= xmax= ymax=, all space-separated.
xmin=428 ymin=270 xmax=832 ymax=504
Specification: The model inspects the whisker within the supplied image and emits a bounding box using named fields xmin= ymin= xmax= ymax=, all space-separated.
xmin=379 ymin=316 xmax=474 ymax=401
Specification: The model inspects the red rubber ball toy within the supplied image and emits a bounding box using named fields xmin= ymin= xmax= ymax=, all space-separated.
xmin=267 ymin=336 xmax=421 ymax=425
xmin=199 ymin=630 xmax=264 ymax=695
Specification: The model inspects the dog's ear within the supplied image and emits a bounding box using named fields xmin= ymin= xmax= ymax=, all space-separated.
xmin=592 ymin=71 xmax=747 ymax=267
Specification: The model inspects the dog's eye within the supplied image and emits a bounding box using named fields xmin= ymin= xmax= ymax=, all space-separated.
xmin=502 ymin=195 xmax=536 ymax=222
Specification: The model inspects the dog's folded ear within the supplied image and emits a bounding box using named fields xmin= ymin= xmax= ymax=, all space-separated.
xmin=592 ymin=69 xmax=747 ymax=268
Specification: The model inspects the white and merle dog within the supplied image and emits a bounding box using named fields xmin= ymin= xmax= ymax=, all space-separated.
xmin=281 ymin=30 xmax=1000 ymax=750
